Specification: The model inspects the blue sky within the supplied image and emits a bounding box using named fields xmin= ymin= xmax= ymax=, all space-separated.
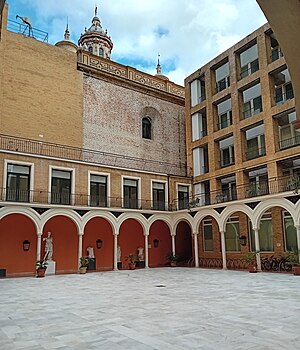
xmin=5 ymin=0 xmax=266 ymax=85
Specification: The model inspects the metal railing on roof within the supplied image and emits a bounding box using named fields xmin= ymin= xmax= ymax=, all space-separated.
xmin=7 ymin=19 xmax=48 ymax=43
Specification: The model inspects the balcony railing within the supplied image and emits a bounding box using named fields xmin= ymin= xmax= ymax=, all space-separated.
xmin=243 ymin=104 xmax=262 ymax=118
xmin=279 ymin=135 xmax=300 ymax=150
xmin=1 ymin=176 xmax=299 ymax=211
xmin=216 ymin=76 xmax=230 ymax=93
xmin=7 ymin=19 xmax=48 ymax=42
xmin=271 ymin=47 xmax=283 ymax=62
xmin=246 ymin=146 xmax=266 ymax=160
xmin=0 ymin=134 xmax=186 ymax=176
xmin=275 ymin=88 xmax=294 ymax=105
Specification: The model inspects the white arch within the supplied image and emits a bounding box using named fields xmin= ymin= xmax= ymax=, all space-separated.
xmin=116 ymin=212 xmax=148 ymax=234
xmin=171 ymin=212 xmax=194 ymax=233
xmin=40 ymin=209 xmax=82 ymax=234
xmin=148 ymin=214 xmax=173 ymax=232
xmin=253 ymin=198 xmax=297 ymax=229
xmin=294 ymin=200 xmax=300 ymax=227
xmin=0 ymin=206 xmax=41 ymax=233
xmin=81 ymin=211 xmax=118 ymax=235
xmin=194 ymin=208 xmax=222 ymax=233
xmin=219 ymin=204 xmax=254 ymax=232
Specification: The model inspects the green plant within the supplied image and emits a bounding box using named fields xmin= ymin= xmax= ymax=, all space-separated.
xmin=36 ymin=259 xmax=48 ymax=270
xmin=80 ymin=256 xmax=90 ymax=268
xmin=166 ymin=252 xmax=179 ymax=262
xmin=245 ymin=252 xmax=257 ymax=265
xmin=285 ymin=250 xmax=299 ymax=266
xmin=125 ymin=254 xmax=138 ymax=264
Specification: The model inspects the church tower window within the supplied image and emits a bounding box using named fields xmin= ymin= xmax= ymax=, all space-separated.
xmin=142 ymin=117 xmax=152 ymax=140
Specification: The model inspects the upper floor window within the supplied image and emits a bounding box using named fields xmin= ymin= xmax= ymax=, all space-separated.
xmin=152 ymin=182 xmax=166 ymax=211
xmin=178 ymin=185 xmax=189 ymax=210
xmin=215 ymin=62 xmax=230 ymax=93
xmin=6 ymin=163 xmax=30 ymax=202
xmin=88 ymin=46 xmax=93 ymax=53
xmin=51 ymin=169 xmax=72 ymax=205
xmin=240 ymin=43 xmax=259 ymax=79
xmin=245 ymin=124 xmax=266 ymax=160
xmin=123 ymin=178 xmax=139 ymax=209
xmin=246 ymin=167 xmax=268 ymax=198
xmin=190 ymin=75 xmax=206 ymax=107
xmin=216 ymin=98 xmax=232 ymax=130
xmin=142 ymin=117 xmax=152 ymax=140
xmin=219 ymin=175 xmax=237 ymax=202
xmin=242 ymin=83 xmax=262 ymax=118
xmin=276 ymin=110 xmax=300 ymax=149
xmin=99 ymin=47 xmax=104 ymax=57
xmin=268 ymin=32 xmax=283 ymax=62
xmin=90 ymin=174 xmax=107 ymax=207
xmin=193 ymin=145 xmax=209 ymax=176
xmin=192 ymin=110 xmax=207 ymax=141
xmin=219 ymin=136 xmax=234 ymax=167
xmin=272 ymin=68 xmax=294 ymax=105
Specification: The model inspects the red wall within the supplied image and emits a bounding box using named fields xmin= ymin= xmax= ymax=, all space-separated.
xmin=149 ymin=220 xmax=171 ymax=267
xmin=0 ymin=214 xmax=37 ymax=276
xmin=43 ymin=215 xmax=78 ymax=274
xmin=83 ymin=217 xmax=113 ymax=271
xmin=176 ymin=221 xmax=192 ymax=262
xmin=118 ymin=219 xmax=144 ymax=269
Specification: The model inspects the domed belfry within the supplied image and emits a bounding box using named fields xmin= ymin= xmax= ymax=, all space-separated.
xmin=78 ymin=6 xmax=113 ymax=59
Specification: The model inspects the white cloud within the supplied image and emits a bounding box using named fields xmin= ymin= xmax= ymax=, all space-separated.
xmin=9 ymin=0 xmax=267 ymax=85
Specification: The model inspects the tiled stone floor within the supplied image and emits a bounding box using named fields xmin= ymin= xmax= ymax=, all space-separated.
xmin=0 ymin=268 xmax=300 ymax=349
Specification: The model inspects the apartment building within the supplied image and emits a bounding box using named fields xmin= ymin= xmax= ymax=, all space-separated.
xmin=185 ymin=23 xmax=300 ymax=270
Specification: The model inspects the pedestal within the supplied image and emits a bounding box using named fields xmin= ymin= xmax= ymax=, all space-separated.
xmin=45 ymin=260 xmax=56 ymax=275
xmin=136 ymin=261 xmax=145 ymax=268
xmin=87 ymin=258 xmax=96 ymax=271
xmin=0 ymin=269 xmax=6 ymax=278
xmin=117 ymin=262 xmax=122 ymax=269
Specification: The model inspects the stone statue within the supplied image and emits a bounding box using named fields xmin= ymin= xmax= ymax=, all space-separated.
xmin=43 ymin=232 xmax=53 ymax=261
xmin=87 ymin=246 xmax=95 ymax=258
xmin=137 ymin=247 xmax=144 ymax=261
xmin=117 ymin=245 xmax=121 ymax=262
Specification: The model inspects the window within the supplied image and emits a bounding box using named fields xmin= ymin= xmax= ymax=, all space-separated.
xmin=123 ymin=178 xmax=138 ymax=209
xmin=283 ymin=212 xmax=297 ymax=252
xmin=203 ymin=219 xmax=213 ymax=251
xmin=193 ymin=146 xmax=209 ymax=176
xmin=219 ymin=136 xmax=234 ymax=167
xmin=240 ymin=43 xmax=259 ymax=79
xmin=250 ymin=212 xmax=273 ymax=252
xmin=142 ymin=117 xmax=152 ymax=140
xmin=215 ymin=62 xmax=230 ymax=92
xmin=269 ymin=32 xmax=283 ymax=62
xmin=216 ymin=98 xmax=232 ymax=130
xmin=99 ymin=47 xmax=104 ymax=57
xmin=51 ymin=169 xmax=72 ymax=205
xmin=246 ymin=168 xmax=268 ymax=197
xmin=192 ymin=110 xmax=207 ymax=141
xmin=193 ymin=182 xmax=210 ymax=206
xmin=272 ymin=68 xmax=294 ymax=105
xmin=246 ymin=124 xmax=266 ymax=160
xmin=225 ymin=217 xmax=240 ymax=251
xmin=152 ymin=182 xmax=166 ymax=210
xmin=88 ymin=46 xmax=93 ymax=53
xmin=178 ymin=185 xmax=189 ymax=210
xmin=6 ymin=164 xmax=30 ymax=202
xmin=90 ymin=174 xmax=107 ymax=207
xmin=219 ymin=175 xmax=236 ymax=202
xmin=190 ymin=76 xmax=206 ymax=107
xmin=242 ymin=83 xmax=262 ymax=118
xmin=277 ymin=110 xmax=300 ymax=149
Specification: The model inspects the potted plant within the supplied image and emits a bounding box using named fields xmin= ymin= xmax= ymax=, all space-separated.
xmin=125 ymin=254 xmax=137 ymax=270
xmin=79 ymin=256 xmax=90 ymax=274
xmin=36 ymin=259 xmax=48 ymax=278
xmin=166 ymin=252 xmax=179 ymax=267
xmin=245 ymin=252 xmax=257 ymax=273
xmin=285 ymin=250 xmax=300 ymax=275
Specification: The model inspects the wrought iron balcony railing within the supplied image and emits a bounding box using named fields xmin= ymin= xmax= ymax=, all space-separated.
xmin=279 ymin=135 xmax=300 ymax=150
xmin=7 ymin=19 xmax=48 ymax=42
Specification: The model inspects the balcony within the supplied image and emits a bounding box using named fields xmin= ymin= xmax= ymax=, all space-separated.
xmin=0 ymin=134 xmax=186 ymax=176
xmin=279 ymin=135 xmax=300 ymax=150
xmin=246 ymin=146 xmax=266 ymax=160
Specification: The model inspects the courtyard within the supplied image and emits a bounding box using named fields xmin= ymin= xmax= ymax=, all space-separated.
xmin=0 ymin=268 xmax=299 ymax=350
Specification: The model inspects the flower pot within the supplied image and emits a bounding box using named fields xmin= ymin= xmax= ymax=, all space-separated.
xmin=293 ymin=266 xmax=300 ymax=276
xmin=170 ymin=261 xmax=177 ymax=267
xmin=248 ymin=265 xmax=257 ymax=273
xmin=128 ymin=263 xmax=136 ymax=270
xmin=36 ymin=268 xmax=46 ymax=278
xmin=79 ymin=266 xmax=87 ymax=274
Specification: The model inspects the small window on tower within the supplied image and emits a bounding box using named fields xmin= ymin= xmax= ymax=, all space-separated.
xmin=88 ymin=46 xmax=93 ymax=53
xmin=142 ymin=117 xmax=152 ymax=140
xmin=99 ymin=47 xmax=104 ymax=57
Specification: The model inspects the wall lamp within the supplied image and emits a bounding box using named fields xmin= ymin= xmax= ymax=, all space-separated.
xmin=153 ymin=239 xmax=159 ymax=248
xmin=239 ymin=235 xmax=247 ymax=246
xmin=96 ymin=239 xmax=103 ymax=249
xmin=23 ymin=240 xmax=31 ymax=251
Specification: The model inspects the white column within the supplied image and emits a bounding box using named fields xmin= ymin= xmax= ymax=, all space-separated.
xmin=171 ymin=234 xmax=176 ymax=256
xmin=113 ymin=233 xmax=118 ymax=271
xmin=78 ymin=233 xmax=83 ymax=269
xmin=253 ymin=228 xmax=261 ymax=271
xmin=37 ymin=233 xmax=42 ymax=261
xmin=145 ymin=234 xmax=149 ymax=268
xmin=220 ymin=230 xmax=227 ymax=270
xmin=296 ymin=226 xmax=300 ymax=263
xmin=193 ymin=232 xmax=199 ymax=267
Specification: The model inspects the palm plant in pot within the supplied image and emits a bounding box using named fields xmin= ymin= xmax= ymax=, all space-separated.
xmin=125 ymin=254 xmax=138 ymax=270
xmin=245 ymin=252 xmax=257 ymax=273
xmin=166 ymin=252 xmax=179 ymax=267
xmin=285 ymin=250 xmax=300 ymax=275
xmin=79 ymin=257 xmax=90 ymax=274
xmin=36 ymin=259 xmax=48 ymax=278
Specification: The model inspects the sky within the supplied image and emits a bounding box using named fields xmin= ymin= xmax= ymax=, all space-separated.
xmin=6 ymin=0 xmax=267 ymax=85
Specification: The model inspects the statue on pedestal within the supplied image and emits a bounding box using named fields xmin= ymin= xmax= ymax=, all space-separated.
xmin=137 ymin=247 xmax=144 ymax=261
xmin=87 ymin=246 xmax=95 ymax=258
xmin=43 ymin=232 xmax=53 ymax=261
